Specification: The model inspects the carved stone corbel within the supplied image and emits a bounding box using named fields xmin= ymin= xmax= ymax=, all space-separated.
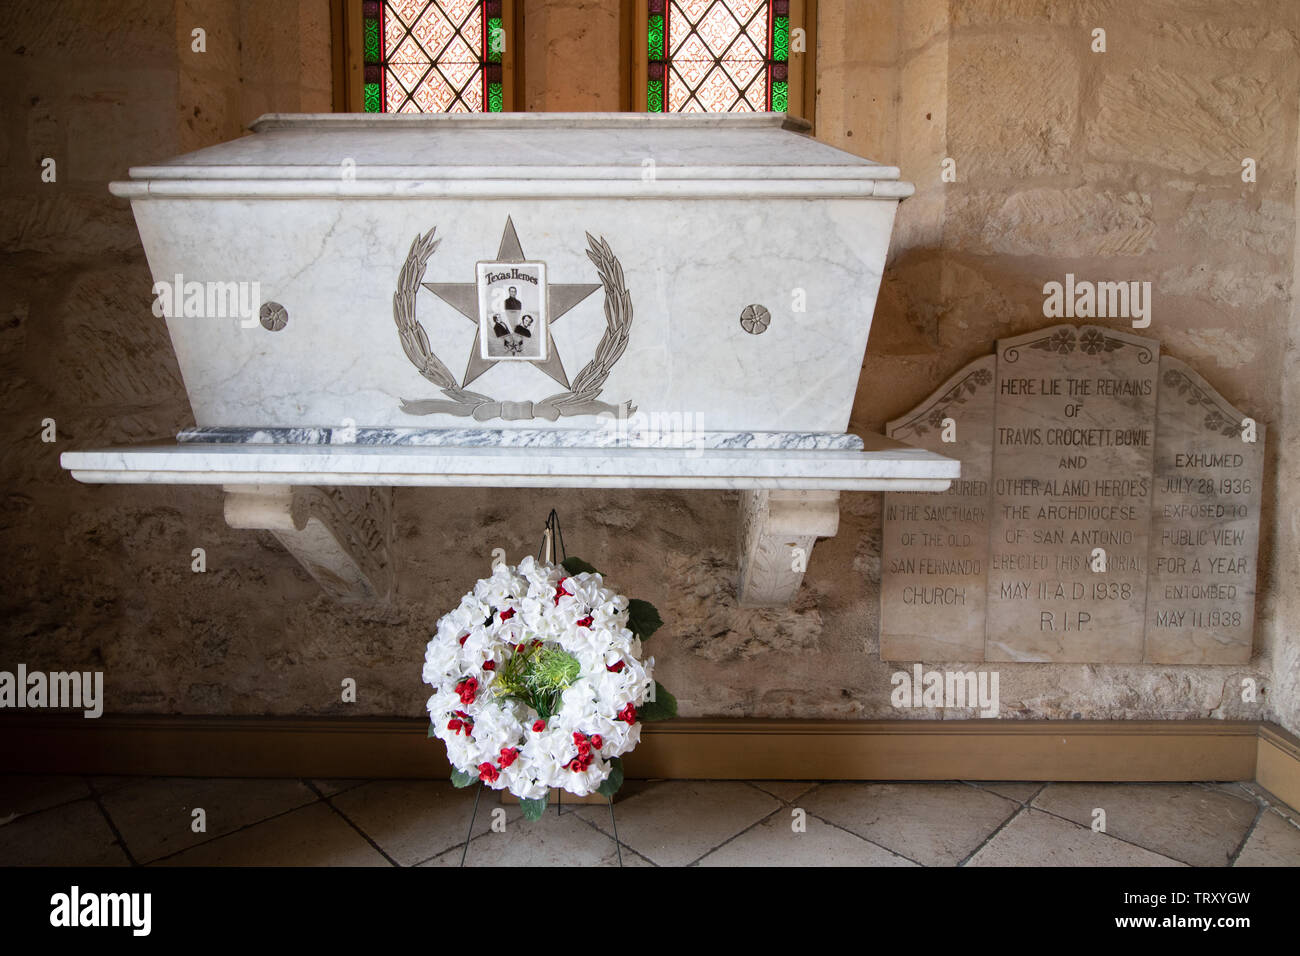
xmin=737 ymin=490 xmax=840 ymax=606
xmin=223 ymin=485 xmax=394 ymax=603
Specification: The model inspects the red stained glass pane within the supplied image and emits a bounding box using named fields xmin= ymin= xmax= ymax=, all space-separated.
xmin=378 ymin=1 xmax=493 ymax=112
xmin=662 ymin=1 xmax=774 ymax=113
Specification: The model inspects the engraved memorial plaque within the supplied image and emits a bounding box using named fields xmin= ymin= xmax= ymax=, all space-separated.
xmin=881 ymin=356 xmax=995 ymax=660
xmin=879 ymin=324 xmax=1263 ymax=665
xmin=985 ymin=326 xmax=1158 ymax=662
xmin=1146 ymin=357 xmax=1264 ymax=664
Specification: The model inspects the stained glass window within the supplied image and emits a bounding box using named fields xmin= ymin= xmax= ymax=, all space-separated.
xmin=362 ymin=0 xmax=505 ymax=112
xmin=648 ymin=0 xmax=789 ymax=113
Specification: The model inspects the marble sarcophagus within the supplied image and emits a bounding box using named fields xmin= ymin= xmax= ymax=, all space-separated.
xmin=62 ymin=112 xmax=957 ymax=604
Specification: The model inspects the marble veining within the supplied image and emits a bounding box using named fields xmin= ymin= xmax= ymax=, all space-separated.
xmin=176 ymin=426 xmax=867 ymax=451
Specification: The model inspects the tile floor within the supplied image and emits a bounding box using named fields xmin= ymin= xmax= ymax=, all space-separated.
xmin=2 ymin=775 xmax=1298 ymax=867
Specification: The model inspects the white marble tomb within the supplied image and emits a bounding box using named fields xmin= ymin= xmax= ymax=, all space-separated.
xmin=62 ymin=112 xmax=957 ymax=605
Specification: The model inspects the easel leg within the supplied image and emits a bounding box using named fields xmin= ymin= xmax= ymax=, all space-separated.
xmin=607 ymin=794 xmax=623 ymax=868
xmin=459 ymin=782 xmax=483 ymax=867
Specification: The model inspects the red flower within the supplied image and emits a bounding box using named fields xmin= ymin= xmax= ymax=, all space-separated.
xmin=499 ymin=607 xmax=515 ymax=621
xmin=456 ymin=677 xmax=479 ymax=705
xmin=499 ymin=747 xmax=519 ymax=768
xmin=591 ymin=734 xmax=603 ymax=749
xmin=576 ymin=615 xmax=593 ymax=628
xmin=572 ymin=731 xmax=587 ymax=744
xmin=447 ymin=718 xmax=463 ymax=733
xmin=532 ymin=719 xmax=546 ymax=732
xmin=606 ymin=661 xmax=625 ymax=673
xmin=568 ymin=753 xmax=592 ymax=772
xmin=617 ymin=703 xmax=637 ymax=724
xmin=482 ymin=661 xmax=496 ymax=671
xmin=515 ymin=644 xmax=525 ymax=652
xmin=478 ymin=762 xmax=500 ymax=783
xmin=554 ymin=577 xmax=570 ymax=605
xmin=458 ymin=634 xmax=469 ymax=646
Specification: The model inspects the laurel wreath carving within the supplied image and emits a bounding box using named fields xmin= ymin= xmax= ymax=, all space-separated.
xmin=1163 ymin=368 xmax=1245 ymax=437
xmin=393 ymin=227 xmax=635 ymax=421
xmin=893 ymin=365 xmax=993 ymax=439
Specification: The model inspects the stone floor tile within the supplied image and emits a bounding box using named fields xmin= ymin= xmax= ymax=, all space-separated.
xmin=748 ymin=780 xmax=818 ymax=803
xmin=1198 ymin=781 xmax=1256 ymax=801
xmin=967 ymin=808 xmax=1187 ymax=866
xmin=697 ymin=809 xmax=917 ymax=867
xmin=575 ymin=780 xmax=781 ymax=867
xmin=1239 ymin=783 xmax=1300 ymax=823
xmin=156 ymin=802 xmax=389 ymax=866
xmin=310 ymin=779 xmax=370 ymax=797
xmin=330 ymin=780 xmax=521 ymax=866
xmin=1234 ymin=810 xmax=1300 ymax=866
xmin=0 ymin=774 xmax=90 ymax=822
xmin=1031 ymin=783 xmax=1255 ymax=867
xmin=968 ymin=781 xmax=1043 ymax=804
xmin=0 ymin=799 xmax=129 ymax=866
xmin=87 ymin=776 xmax=141 ymax=796
xmin=801 ymin=782 xmax=1018 ymax=866
xmin=99 ymin=777 xmax=317 ymax=864
xmin=423 ymin=807 xmax=653 ymax=867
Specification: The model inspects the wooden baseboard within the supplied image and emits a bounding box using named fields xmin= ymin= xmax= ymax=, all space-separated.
xmin=1255 ymin=723 xmax=1300 ymax=810
xmin=0 ymin=715 xmax=1286 ymax=786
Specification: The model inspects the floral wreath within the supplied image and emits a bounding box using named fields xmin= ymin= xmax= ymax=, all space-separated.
xmin=423 ymin=554 xmax=673 ymax=818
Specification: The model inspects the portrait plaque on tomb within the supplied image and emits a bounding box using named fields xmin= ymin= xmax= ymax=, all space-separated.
xmin=879 ymin=324 xmax=1263 ymax=665
xmin=881 ymin=355 xmax=995 ymax=660
xmin=985 ymin=325 xmax=1159 ymax=663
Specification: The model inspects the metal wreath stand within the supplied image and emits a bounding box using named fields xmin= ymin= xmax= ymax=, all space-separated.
xmin=459 ymin=510 xmax=623 ymax=867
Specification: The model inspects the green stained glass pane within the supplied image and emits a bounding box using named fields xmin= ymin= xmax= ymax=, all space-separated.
xmin=648 ymin=14 xmax=664 ymax=60
xmin=364 ymin=82 xmax=381 ymax=112
xmin=488 ymin=17 xmax=503 ymax=62
xmin=488 ymin=82 xmax=503 ymax=111
xmin=647 ymin=79 xmax=663 ymax=112
xmin=771 ymin=80 xmax=787 ymax=112
xmin=773 ymin=17 xmax=789 ymax=62
xmin=364 ymin=18 xmax=379 ymax=64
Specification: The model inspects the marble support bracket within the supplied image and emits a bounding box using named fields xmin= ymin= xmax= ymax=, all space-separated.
xmin=222 ymin=485 xmax=394 ymax=604
xmin=738 ymin=490 xmax=841 ymax=607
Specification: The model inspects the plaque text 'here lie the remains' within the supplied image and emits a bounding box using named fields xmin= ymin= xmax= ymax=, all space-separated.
xmin=880 ymin=325 xmax=1263 ymax=665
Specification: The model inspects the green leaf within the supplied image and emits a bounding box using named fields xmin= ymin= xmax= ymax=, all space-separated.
xmin=428 ymin=721 xmax=438 ymax=738
xmin=627 ymin=598 xmax=663 ymax=641
xmin=638 ymin=682 xmax=677 ymax=722
xmin=561 ymin=556 xmax=601 ymax=575
xmin=520 ymin=794 xmax=549 ymax=821
xmin=596 ymin=757 xmax=624 ymax=798
xmin=450 ymin=769 xmax=477 ymax=789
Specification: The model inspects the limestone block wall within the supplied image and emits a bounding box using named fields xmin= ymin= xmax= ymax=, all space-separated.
xmin=832 ymin=0 xmax=1299 ymax=730
xmin=1 ymin=0 xmax=1296 ymax=733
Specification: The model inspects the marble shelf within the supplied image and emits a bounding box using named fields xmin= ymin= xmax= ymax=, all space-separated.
xmin=61 ymin=436 xmax=956 ymax=491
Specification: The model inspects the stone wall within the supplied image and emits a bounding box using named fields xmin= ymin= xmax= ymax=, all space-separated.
xmin=1 ymin=1 xmax=1297 ymax=732
xmin=832 ymin=0 xmax=1299 ymax=729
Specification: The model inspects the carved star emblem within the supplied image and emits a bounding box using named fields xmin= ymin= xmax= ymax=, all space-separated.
xmin=421 ymin=217 xmax=601 ymax=389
